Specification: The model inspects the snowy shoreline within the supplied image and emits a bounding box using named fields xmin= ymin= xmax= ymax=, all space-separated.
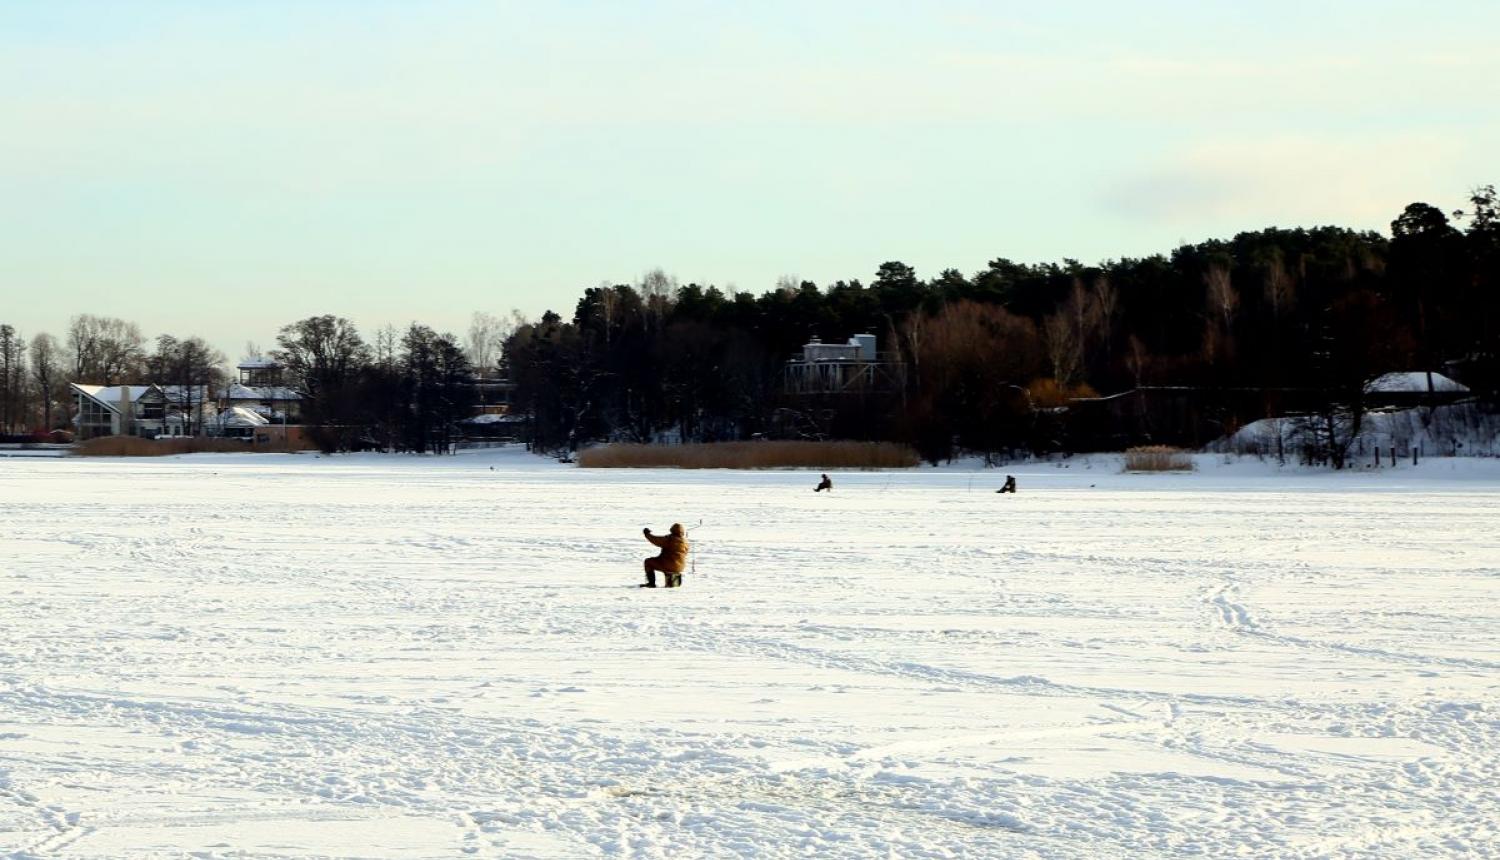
xmin=23 ymin=442 xmax=1500 ymax=482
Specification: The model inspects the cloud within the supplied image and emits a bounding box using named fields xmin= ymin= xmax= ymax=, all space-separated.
xmin=1099 ymin=132 xmax=1479 ymax=232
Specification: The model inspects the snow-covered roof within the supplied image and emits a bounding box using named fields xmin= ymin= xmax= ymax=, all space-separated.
xmin=462 ymin=413 xmax=524 ymax=424
xmin=238 ymin=359 xmax=278 ymax=369
xmin=222 ymin=383 xmax=301 ymax=401
xmin=218 ymin=406 xmax=270 ymax=428
xmin=159 ymin=385 xmax=211 ymax=399
xmin=1365 ymin=372 xmax=1470 ymax=394
xmin=72 ymin=385 xmax=156 ymax=412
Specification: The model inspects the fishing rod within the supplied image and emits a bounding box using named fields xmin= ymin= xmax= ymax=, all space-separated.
xmin=687 ymin=518 xmax=708 ymax=575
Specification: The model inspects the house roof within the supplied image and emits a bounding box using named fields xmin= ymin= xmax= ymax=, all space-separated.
xmin=461 ymin=413 xmax=525 ymax=424
xmin=218 ymin=406 xmax=270 ymax=428
xmin=1365 ymin=372 xmax=1470 ymax=394
xmin=222 ymin=383 xmax=301 ymax=401
xmin=159 ymin=384 xmax=211 ymax=399
xmin=71 ymin=384 xmax=156 ymax=413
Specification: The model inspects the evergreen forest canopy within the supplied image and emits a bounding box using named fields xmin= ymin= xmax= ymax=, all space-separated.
xmin=1 ymin=186 xmax=1496 ymax=462
xmin=504 ymin=187 xmax=1500 ymax=461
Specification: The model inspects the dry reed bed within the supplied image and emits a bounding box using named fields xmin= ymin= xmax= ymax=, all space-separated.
xmin=579 ymin=441 xmax=920 ymax=469
xmin=1123 ymin=445 xmax=1195 ymax=472
xmin=74 ymin=436 xmax=309 ymax=456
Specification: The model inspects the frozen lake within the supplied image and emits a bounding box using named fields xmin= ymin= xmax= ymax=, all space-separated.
xmin=2 ymin=449 xmax=1498 ymax=858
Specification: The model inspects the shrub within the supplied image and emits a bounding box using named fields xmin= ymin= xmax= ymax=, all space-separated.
xmin=578 ymin=440 xmax=920 ymax=469
xmin=73 ymin=436 xmax=308 ymax=456
xmin=1123 ymin=445 xmax=1195 ymax=472
xmin=1026 ymin=378 xmax=1099 ymax=409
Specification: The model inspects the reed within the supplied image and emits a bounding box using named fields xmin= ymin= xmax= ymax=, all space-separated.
xmin=73 ymin=436 xmax=308 ymax=456
xmin=578 ymin=440 xmax=920 ymax=469
xmin=1122 ymin=445 xmax=1195 ymax=472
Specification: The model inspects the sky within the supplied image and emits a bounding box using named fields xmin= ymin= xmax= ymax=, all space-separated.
xmin=2 ymin=0 xmax=1497 ymax=361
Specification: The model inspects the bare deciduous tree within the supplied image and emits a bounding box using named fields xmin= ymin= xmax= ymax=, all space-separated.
xmin=1091 ymin=274 xmax=1118 ymax=342
xmin=640 ymin=268 xmax=677 ymax=299
xmin=29 ymin=333 xmax=62 ymax=432
xmin=272 ymin=315 xmax=371 ymax=450
xmin=1203 ymin=262 xmax=1238 ymax=365
xmin=640 ymin=268 xmax=678 ymax=332
xmin=465 ymin=311 xmax=518 ymax=373
xmin=1044 ymin=310 xmax=1083 ymax=388
xmin=149 ymin=335 xmax=226 ymax=436
xmin=1262 ymin=250 xmax=1295 ymax=318
xmin=66 ymin=314 xmax=145 ymax=385
xmin=1042 ymin=281 xmax=1103 ymax=388
xmin=373 ymin=324 xmax=400 ymax=370
xmin=1125 ymin=334 xmax=1150 ymax=388
xmin=0 ymin=324 xmax=28 ymax=433
xmin=1205 ymin=263 xmax=1238 ymax=330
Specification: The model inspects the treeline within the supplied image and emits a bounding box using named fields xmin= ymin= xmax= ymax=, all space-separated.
xmin=0 ymin=313 xmax=482 ymax=454
xmin=7 ymin=186 xmax=1496 ymax=461
xmin=505 ymin=187 xmax=1499 ymax=462
xmin=270 ymin=316 xmax=475 ymax=454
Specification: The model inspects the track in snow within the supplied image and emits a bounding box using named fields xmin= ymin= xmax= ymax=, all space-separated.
xmin=1 ymin=449 xmax=1498 ymax=858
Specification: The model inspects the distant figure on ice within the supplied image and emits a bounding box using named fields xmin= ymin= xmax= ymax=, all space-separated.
xmin=640 ymin=523 xmax=689 ymax=588
xmin=814 ymin=473 xmax=833 ymax=492
xmin=997 ymin=475 xmax=1017 ymax=494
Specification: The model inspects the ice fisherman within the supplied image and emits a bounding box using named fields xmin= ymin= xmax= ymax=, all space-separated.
xmin=640 ymin=523 xmax=690 ymax=588
xmin=997 ymin=475 xmax=1017 ymax=494
xmin=814 ymin=473 xmax=833 ymax=492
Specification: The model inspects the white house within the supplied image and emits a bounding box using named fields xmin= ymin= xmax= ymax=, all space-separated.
xmin=70 ymin=384 xmax=211 ymax=440
xmin=71 ymin=385 xmax=156 ymax=439
xmin=783 ymin=334 xmax=903 ymax=395
xmin=219 ymin=382 xmax=302 ymax=423
xmin=214 ymin=405 xmax=271 ymax=439
xmin=222 ymin=359 xmax=302 ymax=423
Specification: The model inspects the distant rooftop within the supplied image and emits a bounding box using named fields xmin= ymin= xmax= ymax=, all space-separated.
xmin=72 ymin=384 xmax=154 ymax=409
xmin=1365 ymin=372 xmax=1470 ymax=394
xmin=222 ymin=383 xmax=300 ymax=401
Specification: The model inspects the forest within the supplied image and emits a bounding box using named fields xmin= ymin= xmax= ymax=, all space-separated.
xmin=2 ymin=186 xmax=1496 ymax=462
xmin=503 ymin=187 xmax=1499 ymax=463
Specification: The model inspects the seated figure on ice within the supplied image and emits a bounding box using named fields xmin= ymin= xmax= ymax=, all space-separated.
xmin=641 ymin=523 xmax=689 ymax=588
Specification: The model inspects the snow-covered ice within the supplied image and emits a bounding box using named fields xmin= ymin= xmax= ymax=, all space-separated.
xmin=2 ymin=448 xmax=1498 ymax=858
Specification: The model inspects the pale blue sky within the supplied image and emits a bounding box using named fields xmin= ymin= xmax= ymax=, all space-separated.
xmin=2 ymin=1 xmax=1497 ymax=359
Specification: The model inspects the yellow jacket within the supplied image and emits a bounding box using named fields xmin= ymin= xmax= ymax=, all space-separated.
xmin=645 ymin=525 xmax=690 ymax=573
